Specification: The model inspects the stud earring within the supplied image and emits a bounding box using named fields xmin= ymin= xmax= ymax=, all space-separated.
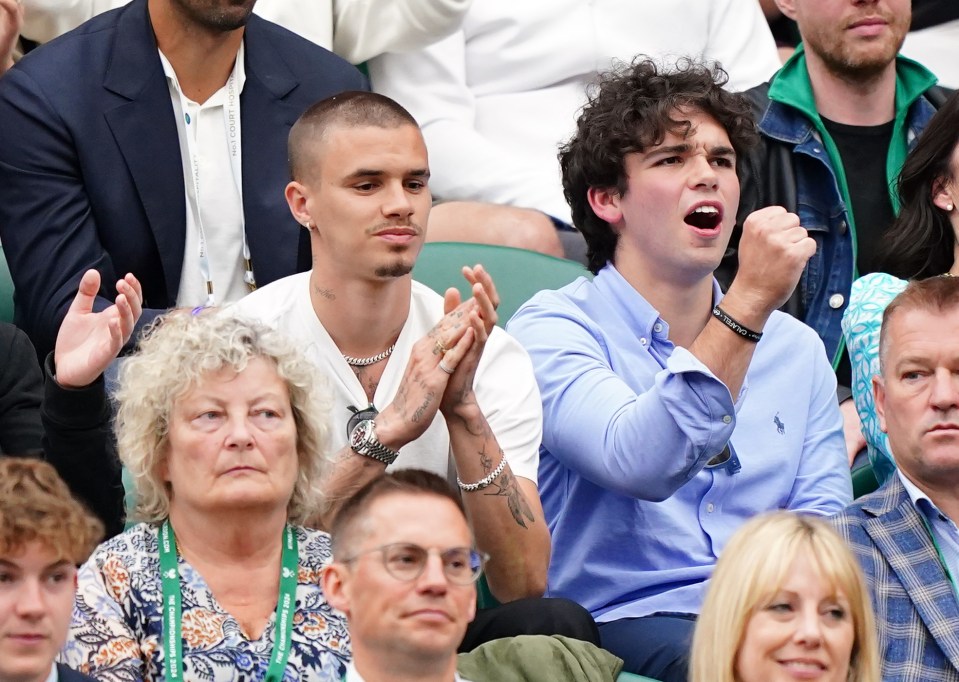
xmin=948 ymin=204 xmax=955 ymax=212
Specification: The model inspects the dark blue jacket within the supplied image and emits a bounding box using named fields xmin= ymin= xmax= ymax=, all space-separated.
xmin=0 ymin=0 xmax=366 ymax=356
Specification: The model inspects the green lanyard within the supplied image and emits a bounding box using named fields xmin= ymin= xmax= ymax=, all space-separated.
xmin=159 ymin=520 xmax=299 ymax=681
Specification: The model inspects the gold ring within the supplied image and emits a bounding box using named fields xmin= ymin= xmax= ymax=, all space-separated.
xmin=434 ymin=339 xmax=449 ymax=355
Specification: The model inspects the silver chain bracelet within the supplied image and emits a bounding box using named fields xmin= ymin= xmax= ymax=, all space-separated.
xmin=457 ymin=455 xmax=508 ymax=492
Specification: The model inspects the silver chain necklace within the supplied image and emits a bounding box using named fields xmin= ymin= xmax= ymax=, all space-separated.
xmin=343 ymin=343 xmax=396 ymax=367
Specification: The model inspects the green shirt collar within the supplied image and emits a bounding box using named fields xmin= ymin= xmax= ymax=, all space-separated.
xmin=767 ymin=43 xmax=937 ymax=121
xmin=765 ymin=44 xmax=937 ymax=224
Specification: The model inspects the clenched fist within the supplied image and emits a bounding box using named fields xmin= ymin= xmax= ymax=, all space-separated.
xmin=729 ymin=206 xmax=817 ymax=319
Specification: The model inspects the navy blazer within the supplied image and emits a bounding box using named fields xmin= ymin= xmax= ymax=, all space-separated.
xmin=58 ymin=663 xmax=99 ymax=682
xmin=831 ymin=476 xmax=959 ymax=682
xmin=0 ymin=0 xmax=365 ymax=356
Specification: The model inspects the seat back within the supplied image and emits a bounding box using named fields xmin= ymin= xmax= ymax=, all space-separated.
xmin=412 ymin=242 xmax=590 ymax=323
xmin=852 ymin=462 xmax=879 ymax=499
xmin=0 ymin=245 xmax=14 ymax=324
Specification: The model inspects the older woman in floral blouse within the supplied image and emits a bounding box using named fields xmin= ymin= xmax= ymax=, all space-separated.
xmin=62 ymin=309 xmax=349 ymax=681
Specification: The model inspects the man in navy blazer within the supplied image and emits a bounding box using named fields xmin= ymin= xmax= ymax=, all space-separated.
xmin=832 ymin=275 xmax=959 ymax=682
xmin=0 ymin=0 xmax=365 ymax=357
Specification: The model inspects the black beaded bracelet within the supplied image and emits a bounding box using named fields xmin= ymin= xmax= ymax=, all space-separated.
xmin=712 ymin=305 xmax=763 ymax=343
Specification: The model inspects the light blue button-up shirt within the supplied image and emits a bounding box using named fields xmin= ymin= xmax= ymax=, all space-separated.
xmin=506 ymin=265 xmax=852 ymax=622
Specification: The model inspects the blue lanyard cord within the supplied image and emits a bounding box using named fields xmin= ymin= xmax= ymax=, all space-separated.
xmin=159 ymin=520 xmax=299 ymax=681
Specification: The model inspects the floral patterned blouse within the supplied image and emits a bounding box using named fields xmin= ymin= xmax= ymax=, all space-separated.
xmin=62 ymin=523 xmax=351 ymax=681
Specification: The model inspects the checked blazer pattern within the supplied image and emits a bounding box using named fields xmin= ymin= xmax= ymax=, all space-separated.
xmin=831 ymin=476 xmax=959 ymax=681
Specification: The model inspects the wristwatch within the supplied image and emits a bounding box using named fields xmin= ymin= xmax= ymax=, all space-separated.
xmin=348 ymin=419 xmax=399 ymax=466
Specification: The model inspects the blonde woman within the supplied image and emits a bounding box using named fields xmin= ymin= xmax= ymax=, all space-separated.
xmin=690 ymin=512 xmax=879 ymax=682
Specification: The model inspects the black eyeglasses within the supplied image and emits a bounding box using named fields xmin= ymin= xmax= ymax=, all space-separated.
xmin=341 ymin=543 xmax=489 ymax=585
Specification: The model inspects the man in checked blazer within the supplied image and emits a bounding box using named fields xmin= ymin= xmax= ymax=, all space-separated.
xmin=832 ymin=275 xmax=959 ymax=682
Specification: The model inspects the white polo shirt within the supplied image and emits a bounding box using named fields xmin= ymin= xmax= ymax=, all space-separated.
xmin=160 ymin=43 xmax=249 ymax=308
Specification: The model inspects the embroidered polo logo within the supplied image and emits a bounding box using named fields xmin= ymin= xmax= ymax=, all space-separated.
xmin=774 ymin=413 xmax=785 ymax=435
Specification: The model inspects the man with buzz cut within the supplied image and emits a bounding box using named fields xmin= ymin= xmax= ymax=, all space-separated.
xmin=507 ymin=58 xmax=852 ymax=682
xmin=727 ymin=0 xmax=949 ymax=466
xmin=231 ymin=90 xmax=599 ymax=649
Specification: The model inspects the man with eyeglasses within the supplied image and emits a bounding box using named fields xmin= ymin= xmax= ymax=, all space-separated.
xmin=322 ymin=469 xmax=483 ymax=682
xmin=507 ymin=58 xmax=853 ymax=682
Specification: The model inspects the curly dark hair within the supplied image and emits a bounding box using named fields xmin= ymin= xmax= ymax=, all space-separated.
xmin=876 ymin=90 xmax=959 ymax=280
xmin=559 ymin=58 xmax=759 ymax=274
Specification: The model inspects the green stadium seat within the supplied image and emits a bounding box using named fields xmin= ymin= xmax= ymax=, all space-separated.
xmin=0 ymin=245 xmax=14 ymax=324
xmin=412 ymin=242 xmax=590 ymax=323
xmin=852 ymin=461 xmax=879 ymax=499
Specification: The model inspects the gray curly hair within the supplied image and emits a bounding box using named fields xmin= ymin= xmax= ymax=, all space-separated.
xmin=115 ymin=309 xmax=331 ymax=525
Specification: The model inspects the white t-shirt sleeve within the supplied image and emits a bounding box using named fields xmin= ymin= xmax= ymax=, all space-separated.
xmin=473 ymin=327 xmax=542 ymax=485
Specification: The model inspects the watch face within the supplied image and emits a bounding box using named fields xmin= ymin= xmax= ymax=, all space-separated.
xmin=350 ymin=420 xmax=373 ymax=450
xmin=346 ymin=405 xmax=379 ymax=440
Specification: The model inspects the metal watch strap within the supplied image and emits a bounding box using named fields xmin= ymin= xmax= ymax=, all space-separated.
xmin=356 ymin=439 xmax=399 ymax=466
xmin=351 ymin=420 xmax=399 ymax=465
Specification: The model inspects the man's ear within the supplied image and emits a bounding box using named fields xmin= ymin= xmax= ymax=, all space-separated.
xmin=873 ymin=375 xmax=888 ymax=434
xmin=285 ymin=181 xmax=314 ymax=230
xmin=774 ymin=0 xmax=797 ymax=21
xmin=321 ymin=563 xmax=352 ymax=616
xmin=587 ymin=186 xmax=623 ymax=228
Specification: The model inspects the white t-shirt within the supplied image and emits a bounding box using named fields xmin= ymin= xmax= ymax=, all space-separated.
xmin=230 ymin=273 xmax=541 ymax=483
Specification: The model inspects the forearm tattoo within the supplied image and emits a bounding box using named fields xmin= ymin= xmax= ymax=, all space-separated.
xmin=481 ymin=444 xmax=535 ymax=529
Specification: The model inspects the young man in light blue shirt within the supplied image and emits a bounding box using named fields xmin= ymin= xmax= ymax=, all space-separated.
xmin=507 ymin=57 xmax=852 ymax=682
